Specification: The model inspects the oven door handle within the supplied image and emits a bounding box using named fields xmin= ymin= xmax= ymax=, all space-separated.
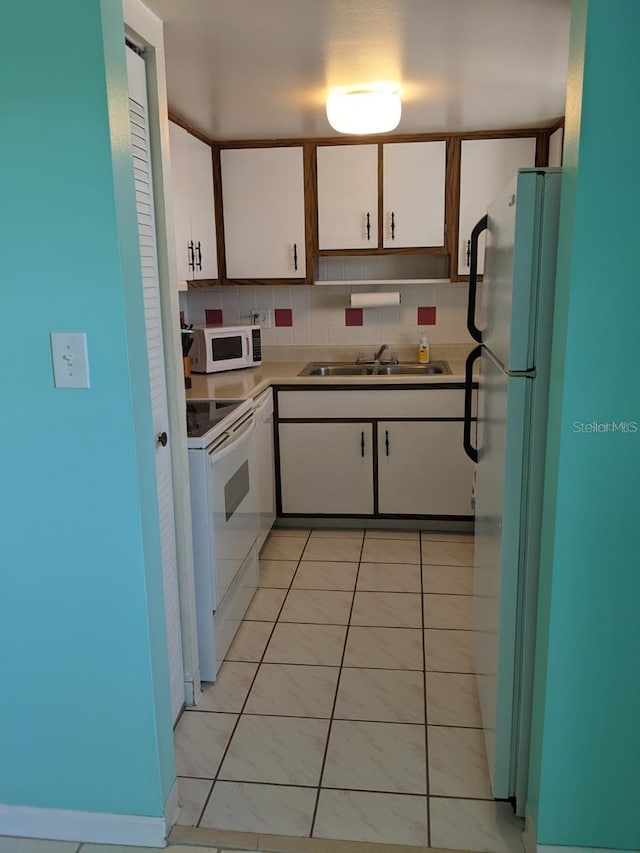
xmin=209 ymin=413 xmax=256 ymax=464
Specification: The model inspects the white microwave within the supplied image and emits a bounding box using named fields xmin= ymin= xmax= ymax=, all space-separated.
xmin=190 ymin=324 xmax=262 ymax=373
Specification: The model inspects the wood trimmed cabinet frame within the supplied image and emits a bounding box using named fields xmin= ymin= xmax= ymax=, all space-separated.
xmin=168 ymin=111 xmax=564 ymax=287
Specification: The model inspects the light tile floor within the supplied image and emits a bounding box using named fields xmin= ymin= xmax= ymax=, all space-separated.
xmin=173 ymin=527 xmax=525 ymax=852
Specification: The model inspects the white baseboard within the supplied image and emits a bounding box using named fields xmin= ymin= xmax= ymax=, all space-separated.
xmin=0 ymin=802 xmax=169 ymax=847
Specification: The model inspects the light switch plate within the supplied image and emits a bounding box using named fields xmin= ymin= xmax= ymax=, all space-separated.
xmin=51 ymin=332 xmax=91 ymax=389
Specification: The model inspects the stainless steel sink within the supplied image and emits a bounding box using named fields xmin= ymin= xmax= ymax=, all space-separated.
xmin=301 ymin=364 xmax=377 ymax=376
xmin=298 ymin=361 xmax=450 ymax=377
xmin=375 ymin=361 xmax=451 ymax=375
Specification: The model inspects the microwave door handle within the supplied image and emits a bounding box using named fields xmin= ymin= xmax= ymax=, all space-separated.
xmin=244 ymin=335 xmax=250 ymax=360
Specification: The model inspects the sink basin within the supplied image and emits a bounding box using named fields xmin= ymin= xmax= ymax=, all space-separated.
xmin=375 ymin=361 xmax=451 ymax=375
xmin=301 ymin=364 xmax=376 ymax=376
xmin=299 ymin=361 xmax=450 ymax=377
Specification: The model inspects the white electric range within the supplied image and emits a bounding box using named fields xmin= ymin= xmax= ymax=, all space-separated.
xmin=186 ymin=397 xmax=260 ymax=681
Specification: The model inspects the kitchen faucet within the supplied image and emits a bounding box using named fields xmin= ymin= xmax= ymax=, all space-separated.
xmin=356 ymin=344 xmax=398 ymax=365
xmin=374 ymin=344 xmax=388 ymax=362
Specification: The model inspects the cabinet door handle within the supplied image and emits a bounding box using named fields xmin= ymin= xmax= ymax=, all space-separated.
xmin=361 ymin=431 xmax=365 ymax=458
xmin=366 ymin=212 xmax=371 ymax=241
xmin=157 ymin=431 xmax=168 ymax=447
xmin=188 ymin=241 xmax=195 ymax=272
xmin=195 ymin=241 xmax=202 ymax=271
xmin=391 ymin=212 xmax=395 ymax=241
xmin=293 ymin=242 xmax=298 ymax=271
xmin=465 ymin=239 xmax=471 ymax=267
xmin=385 ymin=429 xmax=390 ymax=456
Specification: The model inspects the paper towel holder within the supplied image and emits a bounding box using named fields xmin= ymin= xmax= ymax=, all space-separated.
xmin=349 ymin=291 xmax=402 ymax=308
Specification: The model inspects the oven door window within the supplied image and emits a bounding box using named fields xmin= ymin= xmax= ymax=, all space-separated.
xmin=225 ymin=460 xmax=250 ymax=521
xmin=211 ymin=335 xmax=243 ymax=361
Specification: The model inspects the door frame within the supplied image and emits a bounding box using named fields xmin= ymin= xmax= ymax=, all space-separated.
xmin=124 ymin=0 xmax=201 ymax=707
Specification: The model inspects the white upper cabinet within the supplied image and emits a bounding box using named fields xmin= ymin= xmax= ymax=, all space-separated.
xmin=168 ymin=121 xmax=218 ymax=282
xmin=548 ymin=126 xmax=563 ymax=167
xmin=458 ymin=137 xmax=536 ymax=275
xmin=382 ymin=141 xmax=446 ymax=248
xmin=221 ymin=146 xmax=306 ymax=279
xmin=317 ymin=141 xmax=446 ymax=251
xmin=317 ymin=144 xmax=378 ymax=250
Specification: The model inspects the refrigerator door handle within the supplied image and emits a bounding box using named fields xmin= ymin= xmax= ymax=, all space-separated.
xmin=463 ymin=345 xmax=482 ymax=463
xmin=467 ymin=214 xmax=488 ymax=343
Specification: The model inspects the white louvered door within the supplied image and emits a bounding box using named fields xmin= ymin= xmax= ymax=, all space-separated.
xmin=126 ymin=47 xmax=184 ymax=723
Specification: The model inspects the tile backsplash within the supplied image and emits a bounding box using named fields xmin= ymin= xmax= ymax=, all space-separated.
xmin=179 ymin=282 xmax=475 ymax=347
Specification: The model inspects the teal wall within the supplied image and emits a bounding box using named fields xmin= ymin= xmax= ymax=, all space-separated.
xmin=529 ymin=0 xmax=640 ymax=847
xmin=0 ymin=0 xmax=175 ymax=819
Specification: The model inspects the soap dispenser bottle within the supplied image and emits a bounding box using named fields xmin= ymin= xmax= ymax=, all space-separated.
xmin=418 ymin=334 xmax=430 ymax=364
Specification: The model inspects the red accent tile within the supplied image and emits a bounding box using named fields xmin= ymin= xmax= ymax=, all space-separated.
xmin=274 ymin=308 xmax=293 ymax=327
xmin=417 ymin=306 xmax=437 ymax=325
xmin=205 ymin=309 xmax=223 ymax=325
xmin=345 ymin=308 xmax=363 ymax=326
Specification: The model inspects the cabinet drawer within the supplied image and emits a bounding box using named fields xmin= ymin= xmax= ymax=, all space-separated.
xmin=278 ymin=388 xmax=465 ymax=420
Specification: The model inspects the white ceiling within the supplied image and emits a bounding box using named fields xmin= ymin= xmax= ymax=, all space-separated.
xmin=141 ymin=0 xmax=571 ymax=141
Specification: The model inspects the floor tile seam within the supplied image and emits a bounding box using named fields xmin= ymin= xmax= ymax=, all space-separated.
xmin=428 ymin=793 xmax=502 ymax=802
xmin=288 ymin=584 xmax=427 ymax=593
xmin=421 ymin=537 xmax=474 ymax=542
xmin=197 ymin=534 xmax=311 ymax=826
xmin=205 ymin=660 xmax=424 ymax=672
xmin=319 ymin=785 xmax=429 ymax=797
xmin=420 ymin=532 xmax=431 ymax=847
xmin=233 ymin=711 xmax=427 ymax=724
xmin=354 ymin=589 xmax=423 ymax=595
xmin=181 ymin=779 xmax=501 ymax=801
xmin=208 ymin=779 xmax=430 ymax=797
xmin=423 ymin=591 xmax=474 ymax=597
xmin=309 ymin=529 xmax=367 ymax=836
xmin=296 ymin=557 xmax=364 ymax=563
xmin=421 ymin=562 xmax=473 ymax=568
xmin=212 ymin=777 xmax=318 ymax=789
xmin=423 ymin=591 xmax=473 ymax=599
xmin=424 ymin=669 xmax=476 ymax=675
xmin=232 ymin=620 xmax=473 ymax=631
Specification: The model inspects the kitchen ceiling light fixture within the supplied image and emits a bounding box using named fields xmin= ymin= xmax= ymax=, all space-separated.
xmin=326 ymin=84 xmax=402 ymax=135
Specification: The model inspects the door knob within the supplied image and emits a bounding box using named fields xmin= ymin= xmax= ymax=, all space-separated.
xmin=157 ymin=431 xmax=168 ymax=447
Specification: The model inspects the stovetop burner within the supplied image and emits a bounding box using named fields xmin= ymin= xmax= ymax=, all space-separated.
xmin=186 ymin=399 xmax=245 ymax=438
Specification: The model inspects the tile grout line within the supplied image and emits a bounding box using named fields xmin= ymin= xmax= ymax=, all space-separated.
xmin=421 ymin=533 xmax=432 ymax=848
xmin=193 ymin=528 xmax=313 ymax=828
xmin=308 ymin=529 xmax=367 ymax=838
xmin=173 ymin=775 xmax=502 ymax=800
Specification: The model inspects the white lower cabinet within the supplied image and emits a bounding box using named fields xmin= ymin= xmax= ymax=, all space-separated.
xmin=377 ymin=421 xmax=474 ymax=516
xmin=278 ymin=421 xmax=374 ymax=515
xmin=276 ymin=389 xmax=474 ymax=518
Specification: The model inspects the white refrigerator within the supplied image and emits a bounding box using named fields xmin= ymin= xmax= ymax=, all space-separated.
xmin=463 ymin=168 xmax=562 ymax=814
